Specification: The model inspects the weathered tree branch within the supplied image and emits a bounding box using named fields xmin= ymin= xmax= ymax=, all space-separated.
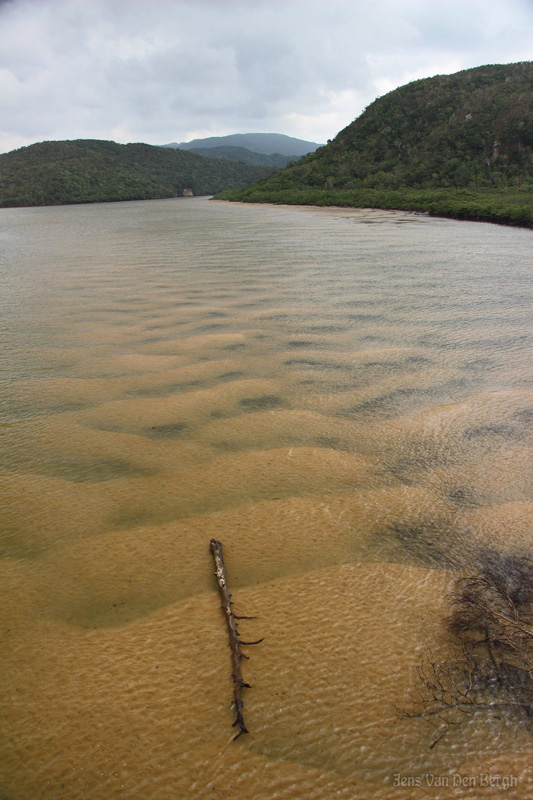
xmin=210 ymin=538 xmax=263 ymax=739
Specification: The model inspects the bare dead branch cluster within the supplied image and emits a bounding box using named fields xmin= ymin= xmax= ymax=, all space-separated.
xmin=402 ymin=551 xmax=533 ymax=747
xmin=210 ymin=538 xmax=264 ymax=740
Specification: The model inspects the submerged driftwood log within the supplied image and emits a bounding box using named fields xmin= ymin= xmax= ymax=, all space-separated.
xmin=210 ymin=538 xmax=263 ymax=739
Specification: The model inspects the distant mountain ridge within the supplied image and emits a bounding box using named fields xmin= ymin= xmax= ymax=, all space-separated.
xmin=186 ymin=145 xmax=295 ymax=169
xmin=0 ymin=139 xmax=272 ymax=208
xmin=163 ymin=132 xmax=322 ymax=157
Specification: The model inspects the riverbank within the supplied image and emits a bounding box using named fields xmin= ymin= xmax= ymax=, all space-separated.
xmin=214 ymin=186 xmax=533 ymax=229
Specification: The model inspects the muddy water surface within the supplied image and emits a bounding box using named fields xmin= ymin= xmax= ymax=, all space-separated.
xmin=1 ymin=197 xmax=532 ymax=798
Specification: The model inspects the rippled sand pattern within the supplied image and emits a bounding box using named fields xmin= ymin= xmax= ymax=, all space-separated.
xmin=1 ymin=198 xmax=532 ymax=798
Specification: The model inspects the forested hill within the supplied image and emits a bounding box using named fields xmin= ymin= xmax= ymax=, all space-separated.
xmin=0 ymin=139 xmax=272 ymax=208
xmin=164 ymin=132 xmax=321 ymax=156
xmin=218 ymin=62 xmax=533 ymax=227
xmin=186 ymin=146 xmax=295 ymax=169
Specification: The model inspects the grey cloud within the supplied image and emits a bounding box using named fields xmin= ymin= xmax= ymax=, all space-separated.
xmin=0 ymin=0 xmax=532 ymax=152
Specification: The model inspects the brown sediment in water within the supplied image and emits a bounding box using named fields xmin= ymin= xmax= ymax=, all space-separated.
xmin=142 ymin=330 xmax=262 ymax=356
xmin=0 ymin=473 xmax=112 ymax=557
xmin=0 ymin=561 xmax=527 ymax=800
xmin=419 ymin=446 xmax=533 ymax=509
xmin=2 ymin=358 xmax=249 ymax=415
xmin=25 ymin=484 xmax=455 ymax=628
xmin=1 ymin=198 xmax=532 ymax=799
xmin=455 ymin=501 xmax=533 ymax=557
xmin=69 ymin=377 xmax=288 ymax=433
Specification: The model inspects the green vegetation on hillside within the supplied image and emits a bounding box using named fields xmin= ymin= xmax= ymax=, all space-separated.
xmin=217 ymin=63 xmax=533 ymax=227
xmin=0 ymin=139 xmax=272 ymax=208
xmin=164 ymin=132 xmax=321 ymax=157
xmin=187 ymin=145 xmax=295 ymax=168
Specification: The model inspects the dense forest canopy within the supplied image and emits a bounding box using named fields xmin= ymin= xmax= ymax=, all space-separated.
xmin=217 ymin=63 xmax=533 ymax=227
xmin=0 ymin=139 xmax=272 ymax=208
xmin=184 ymin=146 xmax=296 ymax=169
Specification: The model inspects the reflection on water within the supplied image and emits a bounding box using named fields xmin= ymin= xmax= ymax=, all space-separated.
xmin=1 ymin=197 xmax=532 ymax=798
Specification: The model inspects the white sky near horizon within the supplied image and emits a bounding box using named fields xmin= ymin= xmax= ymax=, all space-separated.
xmin=0 ymin=0 xmax=532 ymax=154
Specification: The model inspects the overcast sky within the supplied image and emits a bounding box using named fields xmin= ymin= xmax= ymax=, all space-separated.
xmin=1 ymin=0 xmax=532 ymax=154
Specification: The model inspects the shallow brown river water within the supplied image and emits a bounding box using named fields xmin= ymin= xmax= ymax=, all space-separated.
xmin=1 ymin=196 xmax=532 ymax=799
